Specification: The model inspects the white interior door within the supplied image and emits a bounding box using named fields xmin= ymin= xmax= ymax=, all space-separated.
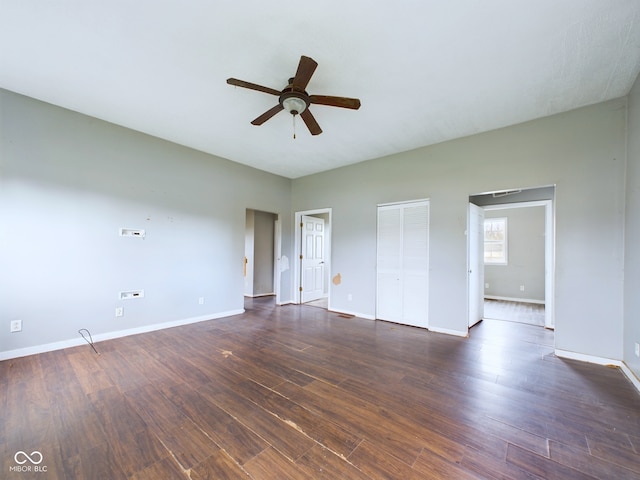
xmin=301 ymin=215 xmax=325 ymax=303
xmin=468 ymin=203 xmax=484 ymax=327
xmin=376 ymin=201 xmax=429 ymax=328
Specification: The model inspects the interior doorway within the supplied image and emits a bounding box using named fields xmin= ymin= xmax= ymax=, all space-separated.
xmin=294 ymin=209 xmax=332 ymax=307
xmin=245 ymin=209 xmax=281 ymax=304
xmin=468 ymin=187 xmax=555 ymax=331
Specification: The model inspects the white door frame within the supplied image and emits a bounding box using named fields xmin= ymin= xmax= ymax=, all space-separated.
xmin=244 ymin=209 xmax=281 ymax=304
xmin=472 ymin=199 xmax=555 ymax=330
xmin=294 ymin=208 xmax=332 ymax=305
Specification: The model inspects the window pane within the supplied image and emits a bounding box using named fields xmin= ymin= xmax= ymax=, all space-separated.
xmin=483 ymin=217 xmax=507 ymax=264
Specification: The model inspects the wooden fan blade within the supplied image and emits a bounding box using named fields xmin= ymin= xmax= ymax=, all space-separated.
xmin=227 ymin=78 xmax=281 ymax=96
xmin=310 ymin=95 xmax=361 ymax=110
xmin=300 ymin=109 xmax=322 ymax=135
xmin=292 ymin=56 xmax=318 ymax=90
xmin=251 ymin=104 xmax=284 ymax=125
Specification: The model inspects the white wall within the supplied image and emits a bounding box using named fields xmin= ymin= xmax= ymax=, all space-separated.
xmin=292 ymin=98 xmax=627 ymax=359
xmin=625 ymin=73 xmax=640 ymax=379
xmin=0 ymin=89 xmax=292 ymax=358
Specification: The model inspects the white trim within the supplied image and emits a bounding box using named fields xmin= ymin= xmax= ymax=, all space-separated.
xmin=484 ymin=295 xmax=545 ymax=305
xmin=554 ymin=349 xmax=619 ymax=366
xmin=377 ymin=198 xmax=430 ymax=207
xmin=483 ymin=200 xmax=551 ymax=210
xmin=620 ymin=363 xmax=640 ymax=394
xmin=0 ymin=309 xmax=244 ymax=361
xmin=428 ymin=326 xmax=469 ymax=337
xmin=329 ymin=308 xmax=376 ymax=320
xmin=293 ymin=208 xmax=332 ymax=305
xmin=555 ymin=349 xmax=640 ymax=395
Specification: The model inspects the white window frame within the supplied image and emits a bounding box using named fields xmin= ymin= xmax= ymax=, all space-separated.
xmin=484 ymin=217 xmax=508 ymax=265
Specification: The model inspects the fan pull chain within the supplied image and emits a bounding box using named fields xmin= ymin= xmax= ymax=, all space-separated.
xmin=292 ymin=114 xmax=297 ymax=140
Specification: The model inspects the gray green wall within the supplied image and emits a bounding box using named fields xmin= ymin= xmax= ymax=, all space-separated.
xmin=1 ymin=83 xmax=637 ymax=372
xmin=0 ymin=89 xmax=292 ymax=358
xmin=292 ymin=98 xmax=627 ymax=359
xmin=625 ymin=73 xmax=640 ymax=379
xmin=484 ymin=206 xmax=545 ymax=302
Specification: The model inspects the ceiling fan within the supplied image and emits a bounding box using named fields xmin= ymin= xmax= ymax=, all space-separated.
xmin=227 ymin=55 xmax=361 ymax=136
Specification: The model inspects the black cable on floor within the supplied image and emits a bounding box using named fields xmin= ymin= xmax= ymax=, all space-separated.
xmin=78 ymin=328 xmax=100 ymax=355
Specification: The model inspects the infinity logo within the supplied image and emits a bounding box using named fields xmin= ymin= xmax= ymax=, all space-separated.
xmin=14 ymin=451 xmax=43 ymax=465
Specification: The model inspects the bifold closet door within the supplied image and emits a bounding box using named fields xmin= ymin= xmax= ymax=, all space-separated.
xmin=376 ymin=201 xmax=429 ymax=328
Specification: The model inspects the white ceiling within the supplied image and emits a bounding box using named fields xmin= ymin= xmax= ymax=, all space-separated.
xmin=2 ymin=1 xmax=640 ymax=178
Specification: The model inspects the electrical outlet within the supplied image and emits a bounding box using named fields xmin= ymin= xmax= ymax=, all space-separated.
xmin=347 ymin=294 xmax=353 ymax=301
xmin=485 ymin=283 xmax=489 ymax=289
xmin=520 ymin=285 xmax=525 ymax=291
xmin=635 ymin=342 xmax=640 ymax=357
xmin=115 ymin=307 xmax=123 ymax=317
xmin=198 ymin=297 xmax=205 ymax=305
xmin=10 ymin=320 xmax=22 ymax=333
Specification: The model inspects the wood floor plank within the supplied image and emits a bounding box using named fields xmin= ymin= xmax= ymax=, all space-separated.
xmin=155 ymin=420 xmax=220 ymax=471
xmin=161 ymin=383 xmax=269 ymax=465
xmin=279 ymin=379 xmax=425 ymax=466
xmin=201 ymin=382 xmax=317 ymax=462
xmin=461 ymin=446 xmax=546 ymax=480
xmin=129 ymin=456 xmax=189 ymax=480
xmin=190 ymin=450 xmax=252 ymax=480
xmin=585 ymin=432 xmax=640 ymax=474
xmin=412 ymin=447 xmax=484 ymax=480
xmin=66 ymin=348 xmax=114 ymax=395
xmin=232 ymin=379 xmax=363 ymax=459
xmin=294 ymin=444 xmax=370 ymax=480
xmin=347 ymin=439 xmax=424 ymax=480
xmin=124 ymin=383 xmax=190 ymax=436
xmin=550 ymin=439 xmax=640 ymax=479
xmin=506 ymin=443 xmax=596 ymax=480
xmin=243 ymin=447 xmax=313 ymax=480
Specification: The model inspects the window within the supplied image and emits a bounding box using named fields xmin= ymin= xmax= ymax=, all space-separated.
xmin=484 ymin=218 xmax=507 ymax=265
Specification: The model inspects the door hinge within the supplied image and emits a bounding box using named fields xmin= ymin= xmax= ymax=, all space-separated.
xmin=300 ymin=222 xmax=303 ymax=228
xmin=299 ymin=287 xmax=303 ymax=292
xmin=299 ymin=255 xmax=303 ymax=260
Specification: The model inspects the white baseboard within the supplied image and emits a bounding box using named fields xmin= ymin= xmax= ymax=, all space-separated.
xmin=329 ymin=308 xmax=376 ymax=320
xmin=620 ymin=363 xmax=640 ymax=393
xmin=555 ymin=349 xmax=640 ymax=394
xmin=554 ymin=349 xmax=619 ymax=366
xmin=484 ymin=295 xmax=545 ymax=305
xmin=428 ymin=326 xmax=469 ymax=337
xmin=0 ymin=309 xmax=244 ymax=361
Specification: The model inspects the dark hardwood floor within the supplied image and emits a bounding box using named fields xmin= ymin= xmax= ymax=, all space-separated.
xmin=2 ymin=297 xmax=639 ymax=479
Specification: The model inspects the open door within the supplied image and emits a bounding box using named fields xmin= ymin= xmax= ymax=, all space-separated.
xmin=468 ymin=203 xmax=484 ymax=328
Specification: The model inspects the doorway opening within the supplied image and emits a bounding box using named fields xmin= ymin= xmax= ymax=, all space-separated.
xmin=468 ymin=186 xmax=555 ymax=331
xmin=245 ymin=209 xmax=281 ymax=304
xmin=294 ymin=208 xmax=332 ymax=308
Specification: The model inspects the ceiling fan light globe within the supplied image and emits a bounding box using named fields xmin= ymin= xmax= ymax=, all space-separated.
xmin=282 ymin=96 xmax=307 ymax=115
